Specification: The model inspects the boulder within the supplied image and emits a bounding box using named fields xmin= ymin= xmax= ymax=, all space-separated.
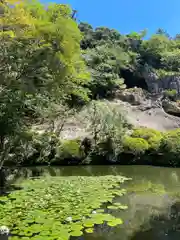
xmin=162 ymin=99 xmax=180 ymax=117
xmin=115 ymin=88 xmax=148 ymax=105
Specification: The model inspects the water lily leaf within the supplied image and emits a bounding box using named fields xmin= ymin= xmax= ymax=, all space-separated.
xmin=85 ymin=228 xmax=94 ymax=233
xmin=113 ymin=202 xmax=122 ymax=206
xmin=118 ymin=205 xmax=128 ymax=210
xmin=57 ymin=237 xmax=69 ymax=240
xmin=96 ymin=209 xmax=104 ymax=213
xmin=92 ymin=218 xmax=104 ymax=224
xmin=0 ymin=175 xmax=129 ymax=239
xmin=83 ymin=219 xmax=95 ymax=228
xmin=107 ymin=205 xmax=119 ymax=210
xmin=70 ymin=223 xmax=83 ymax=232
xmin=70 ymin=230 xmax=83 ymax=237
xmin=107 ymin=218 xmax=123 ymax=227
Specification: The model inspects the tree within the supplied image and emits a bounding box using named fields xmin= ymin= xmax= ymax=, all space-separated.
xmin=0 ymin=0 xmax=90 ymax=185
xmin=156 ymin=28 xmax=170 ymax=38
xmin=85 ymin=101 xmax=128 ymax=162
xmin=84 ymin=44 xmax=128 ymax=98
xmin=140 ymin=34 xmax=171 ymax=68
xmin=0 ymin=0 xmax=90 ymax=100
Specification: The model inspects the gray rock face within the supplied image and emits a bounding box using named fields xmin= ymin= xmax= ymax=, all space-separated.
xmin=162 ymin=100 xmax=180 ymax=117
xmin=142 ymin=66 xmax=180 ymax=95
xmin=115 ymin=88 xmax=148 ymax=105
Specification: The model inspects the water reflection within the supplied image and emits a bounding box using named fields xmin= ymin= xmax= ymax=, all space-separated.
xmin=130 ymin=201 xmax=180 ymax=240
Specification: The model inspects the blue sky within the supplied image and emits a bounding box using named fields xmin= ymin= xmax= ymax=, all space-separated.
xmin=47 ymin=0 xmax=180 ymax=37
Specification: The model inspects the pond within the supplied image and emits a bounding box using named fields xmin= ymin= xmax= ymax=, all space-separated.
xmin=2 ymin=165 xmax=180 ymax=240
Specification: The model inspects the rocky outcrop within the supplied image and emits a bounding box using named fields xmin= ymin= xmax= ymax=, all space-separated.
xmin=162 ymin=100 xmax=180 ymax=117
xmin=114 ymin=87 xmax=180 ymax=130
xmin=113 ymin=100 xmax=180 ymax=131
xmin=142 ymin=65 xmax=180 ymax=95
xmin=115 ymin=88 xmax=149 ymax=106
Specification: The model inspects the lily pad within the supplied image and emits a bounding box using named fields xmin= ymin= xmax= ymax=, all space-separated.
xmin=0 ymin=175 xmax=129 ymax=239
xmin=110 ymin=203 xmax=128 ymax=210
xmin=96 ymin=209 xmax=104 ymax=213
xmin=118 ymin=205 xmax=128 ymax=210
xmin=83 ymin=219 xmax=95 ymax=228
xmin=70 ymin=230 xmax=83 ymax=237
xmin=107 ymin=218 xmax=123 ymax=227
xmin=85 ymin=228 xmax=94 ymax=233
xmin=107 ymin=205 xmax=119 ymax=210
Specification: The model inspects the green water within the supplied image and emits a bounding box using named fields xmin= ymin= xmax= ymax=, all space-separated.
xmin=7 ymin=165 xmax=180 ymax=239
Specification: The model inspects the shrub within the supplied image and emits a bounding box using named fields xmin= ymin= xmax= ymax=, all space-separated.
xmin=84 ymin=100 xmax=128 ymax=143
xmin=122 ymin=136 xmax=149 ymax=155
xmin=82 ymin=100 xmax=129 ymax=161
xmin=55 ymin=139 xmax=84 ymax=160
xmin=131 ymin=127 xmax=162 ymax=151
xmin=161 ymin=129 xmax=180 ymax=154
xmin=159 ymin=129 xmax=180 ymax=165
xmin=9 ymin=131 xmax=60 ymax=166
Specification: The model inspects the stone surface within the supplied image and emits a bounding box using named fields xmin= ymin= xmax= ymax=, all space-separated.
xmin=115 ymin=88 xmax=148 ymax=106
xmin=162 ymin=100 xmax=180 ymax=117
xmin=142 ymin=66 xmax=180 ymax=95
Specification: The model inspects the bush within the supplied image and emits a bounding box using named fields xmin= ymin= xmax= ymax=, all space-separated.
xmin=161 ymin=129 xmax=180 ymax=154
xmin=159 ymin=129 xmax=180 ymax=166
xmin=83 ymin=100 xmax=129 ymax=161
xmin=122 ymin=136 xmax=149 ymax=155
xmin=8 ymin=131 xmax=60 ymax=166
xmin=9 ymin=131 xmax=86 ymax=166
xmin=131 ymin=127 xmax=162 ymax=151
xmin=55 ymin=139 xmax=84 ymax=161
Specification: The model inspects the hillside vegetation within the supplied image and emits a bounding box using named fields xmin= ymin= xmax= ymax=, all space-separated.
xmin=1 ymin=0 xmax=180 ymax=172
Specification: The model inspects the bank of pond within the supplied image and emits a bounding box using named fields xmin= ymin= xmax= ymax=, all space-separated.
xmin=1 ymin=165 xmax=180 ymax=240
xmin=5 ymin=127 xmax=180 ymax=168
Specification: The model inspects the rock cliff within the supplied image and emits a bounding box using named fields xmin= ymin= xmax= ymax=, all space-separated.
xmin=142 ymin=65 xmax=180 ymax=95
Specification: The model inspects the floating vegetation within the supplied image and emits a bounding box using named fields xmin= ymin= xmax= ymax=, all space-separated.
xmin=85 ymin=228 xmax=94 ymax=233
xmin=0 ymin=175 xmax=130 ymax=240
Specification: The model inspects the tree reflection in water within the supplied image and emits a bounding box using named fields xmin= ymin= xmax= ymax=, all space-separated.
xmin=130 ymin=201 xmax=180 ymax=240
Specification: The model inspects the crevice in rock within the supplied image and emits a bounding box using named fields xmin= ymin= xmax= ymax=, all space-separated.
xmin=121 ymin=69 xmax=148 ymax=91
xmin=164 ymin=111 xmax=180 ymax=117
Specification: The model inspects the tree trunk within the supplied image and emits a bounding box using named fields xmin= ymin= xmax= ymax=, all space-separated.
xmin=0 ymin=167 xmax=6 ymax=194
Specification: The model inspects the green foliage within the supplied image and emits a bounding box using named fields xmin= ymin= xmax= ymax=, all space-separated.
xmin=140 ymin=34 xmax=170 ymax=67
xmin=122 ymin=136 xmax=149 ymax=155
xmin=3 ymin=1 xmax=180 ymax=169
xmin=158 ymin=129 xmax=180 ymax=165
xmin=161 ymin=129 xmax=180 ymax=154
xmin=79 ymin=23 xmax=180 ymax=92
xmin=0 ymin=88 xmax=28 ymax=167
xmin=56 ymin=139 xmax=83 ymax=160
xmin=131 ymin=128 xmax=162 ymax=151
xmin=0 ymin=0 xmax=90 ymax=168
xmin=85 ymin=101 xmax=128 ymax=142
xmin=127 ymin=30 xmax=147 ymax=40
xmin=0 ymin=175 xmax=129 ymax=239
xmin=10 ymin=131 xmax=60 ymax=165
xmin=0 ymin=0 xmax=90 ymax=100
xmin=85 ymin=45 xmax=128 ymax=98
xmin=161 ymin=49 xmax=180 ymax=71
xmin=83 ymin=100 xmax=129 ymax=161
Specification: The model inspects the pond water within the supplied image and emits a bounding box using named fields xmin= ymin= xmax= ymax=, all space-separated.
xmin=4 ymin=165 xmax=180 ymax=240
